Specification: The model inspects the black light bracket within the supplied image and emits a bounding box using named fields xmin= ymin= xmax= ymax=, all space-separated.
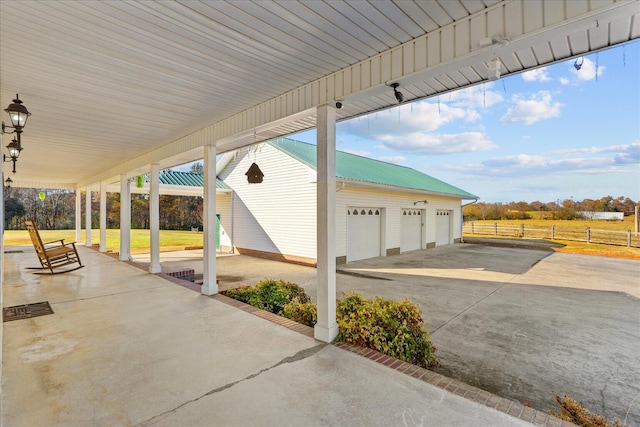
xmin=387 ymin=82 xmax=404 ymax=103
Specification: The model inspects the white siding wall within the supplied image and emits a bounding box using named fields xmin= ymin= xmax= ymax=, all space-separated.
xmin=219 ymin=144 xmax=317 ymax=258
xmin=336 ymin=186 xmax=462 ymax=258
xmin=215 ymin=193 xmax=232 ymax=250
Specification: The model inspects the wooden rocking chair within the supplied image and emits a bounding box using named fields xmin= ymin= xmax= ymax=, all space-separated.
xmin=25 ymin=220 xmax=84 ymax=274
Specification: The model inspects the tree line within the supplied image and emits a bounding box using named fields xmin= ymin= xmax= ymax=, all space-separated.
xmin=3 ymin=188 xmax=203 ymax=231
xmin=463 ymin=196 xmax=637 ymax=221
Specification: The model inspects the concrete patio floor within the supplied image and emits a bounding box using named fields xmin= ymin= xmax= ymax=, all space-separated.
xmin=2 ymin=246 xmax=539 ymax=427
xmin=132 ymin=244 xmax=640 ymax=426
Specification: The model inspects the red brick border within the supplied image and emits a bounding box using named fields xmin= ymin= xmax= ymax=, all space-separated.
xmin=211 ymin=294 xmax=314 ymax=337
xmin=332 ymin=341 xmax=576 ymax=427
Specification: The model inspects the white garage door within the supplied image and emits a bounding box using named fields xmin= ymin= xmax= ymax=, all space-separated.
xmin=347 ymin=208 xmax=381 ymax=262
xmin=435 ymin=210 xmax=452 ymax=246
xmin=401 ymin=209 xmax=422 ymax=252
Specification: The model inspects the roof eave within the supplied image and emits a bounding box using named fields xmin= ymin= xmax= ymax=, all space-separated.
xmin=337 ymin=178 xmax=478 ymax=200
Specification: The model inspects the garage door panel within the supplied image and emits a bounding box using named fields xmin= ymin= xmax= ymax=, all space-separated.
xmin=401 ymin=209 xmax=422 ymax=252
xmin=347 ymin=208 xmax=381 ymax=262
xmin=436 ymin=210 xmax=452 ymax=246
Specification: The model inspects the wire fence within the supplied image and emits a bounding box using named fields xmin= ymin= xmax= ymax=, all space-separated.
xmin=463 ymin=222 xmax=640 ymax=248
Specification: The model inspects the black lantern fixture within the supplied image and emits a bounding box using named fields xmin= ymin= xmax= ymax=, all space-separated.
xmin=3 ymin=138 xmax=22 ymax=174
xmin=2 ymin=94 xmax=31 ymax=173
xmin=4 ymin=176 xmax=13 ymax=189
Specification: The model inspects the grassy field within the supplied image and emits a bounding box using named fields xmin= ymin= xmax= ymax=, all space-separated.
xmin=465 ymin=215 xmax=638 ymax=231
xmin=3 ymin=229 xmax=204 ymax=255
xmin=464 ymin=216 xmax=640 ymax=259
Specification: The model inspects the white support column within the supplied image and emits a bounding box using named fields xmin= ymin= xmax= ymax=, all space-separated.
xmin=119 ymin=175 xmax=131 ymax=261
xmin=99 ymin=181 xmax=107 ymax=252
xmin=201 ymin=144 xmax=218 ymax=295
xmin=149 ymin=164 xmax=161 ymax=273
xmin=314 ymin=104 xmax=339 ymax=343
xmin=85 ymin=185 xmax=92 ymax=247
xmin=75 ymin=189 xmax=82 ymax=243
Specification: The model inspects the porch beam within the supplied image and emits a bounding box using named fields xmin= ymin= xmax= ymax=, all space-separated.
xmin=314 ymin=104 xmax=339 ymax=343
xmin=100 ymin=181 xmax=107 ymax=252
xmin=119 ymin=175 xmax=131 ymax=261
xmin=201 ymin=144 xmax=218 ymax=295
xmin=75 ymin=190 xmax=81 ymax=243
xmin=149 ymin=164 xmax=161 ymax=273
xmin=85 ymin=186 xmax=92 ymax=247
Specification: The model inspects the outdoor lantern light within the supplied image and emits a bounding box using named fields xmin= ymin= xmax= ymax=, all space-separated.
xmin=3 ymin=138 xmax=22 ymax=174
xmin=3 ymin=94 xmax=31 ymax=131
xmin=2 ymin=94 xmax=31 ymax=173
xmin=4 ymin=177 xmax=12 ymax=189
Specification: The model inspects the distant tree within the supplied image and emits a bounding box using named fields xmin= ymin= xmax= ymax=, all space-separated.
xmin=4 ymin=197 xmax=25 ymax=229
xmin=530 ymin=201 xmax=545 ymax=211
xmin=190 ymin=162 xmax=203 ymax=174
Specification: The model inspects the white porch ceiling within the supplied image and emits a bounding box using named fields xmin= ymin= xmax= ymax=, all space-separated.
xmin=1 ymin=0 xmax=638 ymax=189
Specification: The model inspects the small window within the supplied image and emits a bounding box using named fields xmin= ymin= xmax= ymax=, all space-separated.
xmin=403 ymin=211 xmax=407 ymax=215
xmin=368 ymin=209 xmax=373 ymax=215
xmin=353 ymin=209 xmax=359 ymax=215
xmin=375 ymin=210 xmax=380 ymax=215
xmin=418 ymin=211 xmax=421 ymax=215
xmin=360 ymin=209 xmax=366 ymax=215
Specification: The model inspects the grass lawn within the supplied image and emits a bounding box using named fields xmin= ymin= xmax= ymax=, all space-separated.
xmin=3 ymin=229 xmax=204 ymax=255
xmin=464 ymin=216 xmax=640 ymax=259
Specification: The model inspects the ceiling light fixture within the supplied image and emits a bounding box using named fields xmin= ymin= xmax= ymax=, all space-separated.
xmin=388 ymin=83 xmax=404 ymax=103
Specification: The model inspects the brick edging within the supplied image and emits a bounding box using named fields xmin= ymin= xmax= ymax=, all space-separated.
xmin=211 ymin=294 xmax=314 ymax=337
xmin=332 ymin=342 xmax=575 ymax=427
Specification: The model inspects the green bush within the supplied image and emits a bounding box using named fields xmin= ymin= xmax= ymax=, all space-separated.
xmin=336 ymin=292 xmax=439 ymax=369
xmin=283 ymin=298 xmax=317 ymax=327
xmin=223 ymin=285 xmax=255 ymax=304
xmin=224 ymin=279 xmax=310 ymax=315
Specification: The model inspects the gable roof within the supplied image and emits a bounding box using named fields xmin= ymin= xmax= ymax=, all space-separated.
xmin=269 ymin=138 xmax=478 ymax=199
xmin=153 ymin=170 xmax=230 ymax=189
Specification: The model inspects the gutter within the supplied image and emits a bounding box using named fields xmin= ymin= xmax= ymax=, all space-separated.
xmin=460 ymin=198 xmax=479 ymax=243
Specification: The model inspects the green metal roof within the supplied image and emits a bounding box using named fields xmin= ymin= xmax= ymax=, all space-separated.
xmin=269 ymin=138 xmax=477 ymax=199
xmin=152 ymin=170 xmax=230 ymax=189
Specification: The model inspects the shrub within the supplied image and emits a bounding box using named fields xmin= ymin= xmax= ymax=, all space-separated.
xmin=336 ymin=292 xmax=438 ymax=369
xmin=223 ymin=285 xmax=255 ymax=304
xmin=551 ymin=395 xmax=626 ymax=427
xmin=224 ymin=279 xmax=311 ymax=316
xmin=283 ymin=298 xmax=317 ymax=327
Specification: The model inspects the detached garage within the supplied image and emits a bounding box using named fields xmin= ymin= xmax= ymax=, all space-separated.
xmin=217 ymin=138 xmax=478 ymax=265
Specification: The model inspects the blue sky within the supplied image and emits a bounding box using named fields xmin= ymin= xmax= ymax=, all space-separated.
xmin=290 ymin=40 xmax=640 ymax=203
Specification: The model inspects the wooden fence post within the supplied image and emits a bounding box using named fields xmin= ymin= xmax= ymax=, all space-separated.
xmin=551 ymin=224 xmax=555 ymax=240
xmin=586 ymin=227 xmax=591 ymax=243
xmin=521 ymin=223 xmax=525 ymax=237
xmin=494 ymin=223 xmax=498 ymax=236
xmin=628 ymin=230 xmax=632 ymax=247
xmin=471 ymin=221 xmax=475 ymax=234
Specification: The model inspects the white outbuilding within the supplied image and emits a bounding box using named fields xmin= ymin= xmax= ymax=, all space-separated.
xmin=215 ymin=138 xmax=477 ymax=266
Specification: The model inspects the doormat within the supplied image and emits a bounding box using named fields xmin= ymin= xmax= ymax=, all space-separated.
xmin=3 ymin=301 xmax=54 ymax=322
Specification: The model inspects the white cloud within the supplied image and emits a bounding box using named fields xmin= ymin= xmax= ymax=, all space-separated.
xmin=569 ymin=57 xmax=605 ymax=81
xmin=552 ymin=142 xmax=640 ymax=166
xmin=380 ymin=132 xmax=497 ymax=155
xmin=500 ymin=91 xmax=563 ymax=125
xmin=445 ymin=84 xmax=504 ymax=109
xmin=378 ymin=155 xmax=406 ymax=164
xmin=559 ymin=77 xmax=570 ymax=85
xmin=522 ymin=67 xmax=551 ymax=82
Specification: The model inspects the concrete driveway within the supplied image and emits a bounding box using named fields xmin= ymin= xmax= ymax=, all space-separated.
xmin=135 ymin=244 xmax=640 ymax=425
xmin=337 ymin=245 xmax=640 ymax=427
